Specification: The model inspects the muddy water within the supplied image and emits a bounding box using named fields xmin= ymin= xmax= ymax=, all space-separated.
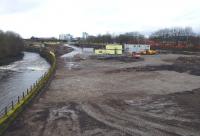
xmin=61 ymin=45 xmax=82 ymax=70
xmin=61 ymin=45 xmax=93 ymax=70
xmin=0 ymin=52 xmax=50 ymax=110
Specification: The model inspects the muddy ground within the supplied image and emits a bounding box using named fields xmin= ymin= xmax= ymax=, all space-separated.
xmin=90 ymin=55 xmax=144 ymax=62
xmin=3 ymin=46 xmax=200 ymax=136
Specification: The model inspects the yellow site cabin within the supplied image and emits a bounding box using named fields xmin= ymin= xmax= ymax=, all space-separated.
xmin=95 ymin=49 xmax=107 ymax=54
xmin=106 ymin=44 xmax=123 ymax=50
xmin=95 ymin=44 xmax=123 ymax=55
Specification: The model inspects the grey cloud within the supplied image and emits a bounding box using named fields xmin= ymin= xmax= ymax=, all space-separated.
xmin=0 ymin=0 xmax=42 ymax=14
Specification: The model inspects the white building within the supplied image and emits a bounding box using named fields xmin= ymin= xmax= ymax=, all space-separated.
xmin=59 ymin=34 xmax=73 ymax=41
xmin=82 ymin=32 xmax=89 ymax=39
xmin=124 ymin=44 xmax=150 ymax=53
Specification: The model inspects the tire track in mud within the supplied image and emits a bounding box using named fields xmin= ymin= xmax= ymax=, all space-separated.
xmin=82 ymin=104 xmax=146 ymax=136
xmin=33 ymin=102 xmax=129 ymax=136
xmin=81 ymin=98 xmax=200 ymax=136
xmin=39 ymin=105 xmax=81 ymax=136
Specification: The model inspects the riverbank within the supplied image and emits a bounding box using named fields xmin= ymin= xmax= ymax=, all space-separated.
xmin=0 ymin=53 xmax=24 ymax=66
xmin=73 ymin=43 xmax=105 ymax=49
xmin=24 ymin=43 xmax=73 ymax=57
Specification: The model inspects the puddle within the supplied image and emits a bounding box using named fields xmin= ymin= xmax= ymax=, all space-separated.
xmin=64 ymin=61 xmax=80 ymax=70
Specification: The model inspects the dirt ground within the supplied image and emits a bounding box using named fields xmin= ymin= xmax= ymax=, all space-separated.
xmin=3 ymin=46 xmax=200 ymax=136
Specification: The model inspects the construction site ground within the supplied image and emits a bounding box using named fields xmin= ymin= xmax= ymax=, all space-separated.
xmin=4 ymin=46 xmax=200 ymax=136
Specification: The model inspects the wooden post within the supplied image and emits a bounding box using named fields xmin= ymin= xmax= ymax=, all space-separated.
xmin=23 ymin=92 xmax=25 ymax=98
xmin=5 ymin=107 xmax=7 ymax=115
xmin=18 ymin=96 xmax=20 ymax=103
xmin=27 ymin=89 xmax=29 ymax=94
xmin=12 ymin=101 xmax=14 ymax=110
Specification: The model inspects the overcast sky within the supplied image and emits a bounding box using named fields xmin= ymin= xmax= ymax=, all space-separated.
xmin=0 ymin=0 xmax=200 ymax=38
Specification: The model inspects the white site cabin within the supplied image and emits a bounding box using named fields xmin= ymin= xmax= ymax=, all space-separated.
xmin=124 ymin=44 xmax=150 ymax=53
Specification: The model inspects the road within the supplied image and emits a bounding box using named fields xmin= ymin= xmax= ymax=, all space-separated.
xmin=4 ymin=45 xmax=200 ymax=136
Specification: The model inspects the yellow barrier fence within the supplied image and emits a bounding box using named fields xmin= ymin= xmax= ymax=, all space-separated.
xmin=0 ymin=51 xmax=56 ymax=135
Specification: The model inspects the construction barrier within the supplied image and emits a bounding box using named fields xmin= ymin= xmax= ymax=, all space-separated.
xmin=0 ymin=51 xmax=56 ymax=135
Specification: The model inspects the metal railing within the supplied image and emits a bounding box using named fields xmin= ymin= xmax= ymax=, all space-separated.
xmin=0 ymin=78 xmax=43 ymax=119
xmin=0 ymin=51 xmax=56 ymax=134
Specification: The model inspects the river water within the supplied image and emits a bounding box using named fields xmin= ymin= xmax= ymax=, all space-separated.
xmin=61 ymin=45 xmax=94 ymax=70
xmin=0 ymin=52 xmax=50 ymax=110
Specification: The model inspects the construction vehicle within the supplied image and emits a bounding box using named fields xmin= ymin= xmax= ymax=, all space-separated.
xmin=141 ymin=49 xmax=157 ymax=55
xmin=132 ymin=52 xmax=141 ymax=59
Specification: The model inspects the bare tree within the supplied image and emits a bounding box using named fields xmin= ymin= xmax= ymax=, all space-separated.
xmin=0 ymin=30 xmax=24 ymax=59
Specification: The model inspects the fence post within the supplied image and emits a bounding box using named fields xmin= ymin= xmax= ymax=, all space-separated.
xmin=5 ymin=107 xmax=7 ymax=115
xmin=12 ymin=101 xmax=14 ymax=110
xmin=23 ymin=92 xmax=25 ymax=99
xmin=27 ymin=89 xmax=29 ymax=95
xmin=18 ymin=96 xmax=20 ymax=103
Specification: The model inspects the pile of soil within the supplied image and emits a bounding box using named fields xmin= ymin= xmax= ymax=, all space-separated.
xmin=91 ymin=55 xmax=144 ymax=62
xmin=107 ymin=56 xmax=200 ymax=76
xmin=54 ymin=45 xmax=73 ymax=56
xmin=159 ymin=50 xmax=200 ymax=55
xmin=167 ymin=88 xmax=200 ymax=114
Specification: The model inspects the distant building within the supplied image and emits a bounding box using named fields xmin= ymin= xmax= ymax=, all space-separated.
xmin=59 ymin=34 xmax=73 ymax=41
xmin=82 ymin=32 xmax=89 ymax=39
xmin=124 ymin=44 xmax=150 ymax=53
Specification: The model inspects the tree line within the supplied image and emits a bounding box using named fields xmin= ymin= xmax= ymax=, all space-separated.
xmin=80 ymin=27 xmax=200 ymax=47
xmin=0 ymin=30 xmax=24 ymax=59
xmin=149 ymin=27 xmax=200 ymax=47
xmin=80 ymin=32 xmax=146 ymax=44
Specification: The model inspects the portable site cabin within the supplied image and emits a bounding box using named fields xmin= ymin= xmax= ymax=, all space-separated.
xmin=124 ymin=44 xmax=150 ymax=53
xmin=95 ymin=44 xmax=123 ymax=55
xmin=95 ymin=49 xmax=107 ymax=55
xmin=106 ymin=44 xmax=122 ymax=55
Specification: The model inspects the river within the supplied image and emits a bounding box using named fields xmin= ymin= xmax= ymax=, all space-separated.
xmin=61 ymin=45 xmax=94 ymax=70
xmin=0 ymin=52 xmax=50 ymax=111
